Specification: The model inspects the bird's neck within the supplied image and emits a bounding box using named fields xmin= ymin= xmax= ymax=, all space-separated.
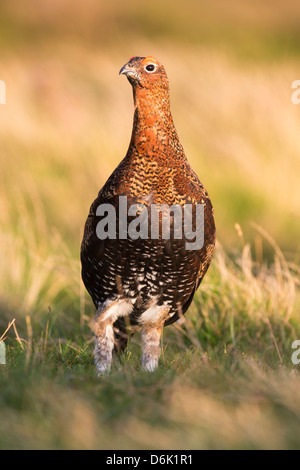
xmin=129 ymin=86 xmax=181 ymax=153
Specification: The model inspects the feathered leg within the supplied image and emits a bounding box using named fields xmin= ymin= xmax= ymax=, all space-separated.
xmin=141 ymin=325 xmax=164 ymax=371
xmin=93 ymin=299 xmax=132 ymax=375
xmin=93 ymin=317 xmax=114 ymax=375
xmin=140 ymin=306 xmax=170 ymax=371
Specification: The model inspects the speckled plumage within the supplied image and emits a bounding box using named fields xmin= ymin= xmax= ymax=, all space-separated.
xmin=81 ymin=56 xmax=216 ymax=373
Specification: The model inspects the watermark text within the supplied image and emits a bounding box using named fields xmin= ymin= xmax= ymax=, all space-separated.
xmin=0 ymin=80 xmax=6 ymax=104
xmin=291 ymin=340 xmax=300 ymax=365
xmin=0 ymin=341 xmax=6 ymax=365
xmin=95 ymin=197 xmax=204 ymax=250
xmin=291 ymin=80 xmax=300 ymax=104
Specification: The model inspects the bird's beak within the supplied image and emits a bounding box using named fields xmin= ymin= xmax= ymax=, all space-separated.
xmin=119 ymin=64 xmax=131 ymax=76
xmin=119 ymin=63 xmax=140 ymax=81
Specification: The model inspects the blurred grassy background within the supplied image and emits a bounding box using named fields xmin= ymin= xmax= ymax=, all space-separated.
xmin=1 ymin=0 xmax=300 ymax=258
xmin=0 ymin=0 xmax=300 ymax=450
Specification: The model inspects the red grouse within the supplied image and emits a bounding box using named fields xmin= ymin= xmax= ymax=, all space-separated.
xmin=81 ymin=56 xmax=215 ymax=374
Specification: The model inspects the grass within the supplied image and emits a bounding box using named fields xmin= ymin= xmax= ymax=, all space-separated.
xmin=1 ymin=236 xmax=300 ymax=449
xmin=0 ymin=0 xmax=300 ymax=450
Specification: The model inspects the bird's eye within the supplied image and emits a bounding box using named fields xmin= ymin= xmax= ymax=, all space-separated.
xmin=144 ymin=64 xmax=156 ymax=73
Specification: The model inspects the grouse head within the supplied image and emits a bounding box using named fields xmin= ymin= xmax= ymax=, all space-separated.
xmin=119 ymin=56 xmax=169 ymax=92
